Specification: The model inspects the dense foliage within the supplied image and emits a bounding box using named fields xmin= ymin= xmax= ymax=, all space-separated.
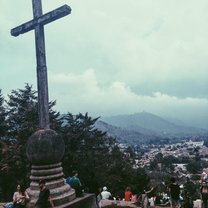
xmin=0 ymin=84 xmax=150 ymax=201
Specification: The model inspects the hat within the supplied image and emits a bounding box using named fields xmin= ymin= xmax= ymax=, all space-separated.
xmin=103 ymin=186 xmax=107 ymax=191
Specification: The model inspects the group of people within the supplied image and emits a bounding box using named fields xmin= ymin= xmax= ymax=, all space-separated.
xmin=17 ymin=180 xmax=53 ymax=208
xmin=139 ymin=178 xmax=187 ymax=208
xmin=92 ymin=177 xmax=181 ymax=208
xmin=13 ymin=170 xmax=84 ymax=208
xmin=66 ymin=172 xmax=182 ymax=208
xmin=6 ymin=171 xmax=208 ymax=208
xmin=168 ymin=174 xmax=208 ymax=208
xmin=5 ymin=170 xmax=83 ymax=208
xmin=4 ymin=179 xmax=54 ymax=208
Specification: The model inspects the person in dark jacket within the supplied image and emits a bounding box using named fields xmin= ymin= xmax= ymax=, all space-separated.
xmin=169 ymin=178 xmax=180 ymax=208
xmin=35 ymin=180 xmax=54 ymax=208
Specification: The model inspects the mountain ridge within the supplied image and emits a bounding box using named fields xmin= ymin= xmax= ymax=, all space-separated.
xmin=95 ymin=112 xmax=208 ymax=144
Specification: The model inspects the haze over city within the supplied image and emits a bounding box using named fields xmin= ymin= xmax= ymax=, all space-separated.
xmin=1 ymin=0 xmax=208 ymax=126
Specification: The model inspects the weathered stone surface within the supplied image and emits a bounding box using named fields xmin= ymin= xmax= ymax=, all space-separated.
xmin=63 ymin=193 xmax=96 ymax=208
xmin=26 ymin=162 xmax=76 ymax=208
xmin=100 ymin=200 xmax=138 ymax=208
xmin=26 ymin=129 xmax=65 ymax=165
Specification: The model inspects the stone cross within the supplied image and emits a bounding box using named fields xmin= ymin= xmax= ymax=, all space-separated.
xmin=11 ymin=0 xmax=71 ymax=129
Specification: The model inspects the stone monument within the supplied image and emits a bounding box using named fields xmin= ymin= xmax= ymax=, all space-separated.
xmin=11 ymin=1 xmax=76 ymax=207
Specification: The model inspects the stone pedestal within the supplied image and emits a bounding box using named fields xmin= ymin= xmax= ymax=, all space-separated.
xmin=26 ymin=129 xmax=76 ymax=208
xmin=27 ymin=163 xmax=75 ymax=207
xmin=65 ymin=194 xmax=96 ymax=208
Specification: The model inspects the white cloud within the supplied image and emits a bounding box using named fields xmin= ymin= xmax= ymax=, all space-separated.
xmin=49 ymin=69 xmax=208 ymax=119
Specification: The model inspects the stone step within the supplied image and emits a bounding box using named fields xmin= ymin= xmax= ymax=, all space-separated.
xmin=28 ymin=184 xmax=74 ymax=199
xmin=31 ymin=166 xmax=63 ymax=176
xmin=30 ymin=178 xmax=66 ymax=190
xmin=30 ymin=172 xmax=64 ymax=181
xmin=50 ymin=184 xmax=74 ymax=198
xmin=52 ymin=191 xmax=76 ymax=206
xmin=31 ymin=162 xmax=62 ymax=170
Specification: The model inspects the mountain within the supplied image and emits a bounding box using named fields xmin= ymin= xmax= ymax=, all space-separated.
xmin=95 ymin=112 xmax=208 ymax=144
xmin=95 ymin=120 xmax=150 ymax=144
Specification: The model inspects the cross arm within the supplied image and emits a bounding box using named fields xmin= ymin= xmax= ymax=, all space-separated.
xmin=11 ymin=4 xmax=71 ymax=37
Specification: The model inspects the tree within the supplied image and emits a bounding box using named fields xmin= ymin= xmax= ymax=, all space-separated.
xmin=0 ymin=84 xmax=63 ymax=200
xmin=105 ymin=146 xmax=149 ymax=196
xmin=6 ymin=84 xmax=63 ymax=143
xmin=0 ymin=140 xmax=24 ymax=201
xmin=62 ymin=113 xmax=114 ymax=176
xmin=0 ymin=90 xmax=8 ymax=139
xmin=0 ymin=90 xmax=15 ymax=200
xmin=6 ymin=84 xmax=39 ymax=144
xmin=186 ymin=159 xmax=202 ymax=174
xmin=62 ymin=113 xmax=149 ymax=197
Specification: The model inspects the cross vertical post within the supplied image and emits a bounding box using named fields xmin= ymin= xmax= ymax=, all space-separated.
xmin=32 ymin=0 xmax=49 ymax=129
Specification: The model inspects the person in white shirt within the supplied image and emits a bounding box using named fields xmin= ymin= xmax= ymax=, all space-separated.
xmin=13 ymin=184 xmax=29 ymax=207
xmin=101 ymin=186 xmax=112 ymax=200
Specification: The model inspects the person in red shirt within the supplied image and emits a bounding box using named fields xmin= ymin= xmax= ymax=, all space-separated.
xmin=125 ymin=187 xmax=132 ymax=201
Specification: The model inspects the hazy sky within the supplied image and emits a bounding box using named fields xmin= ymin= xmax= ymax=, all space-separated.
xmin=1 ymin=0 xmax=208 ymax=123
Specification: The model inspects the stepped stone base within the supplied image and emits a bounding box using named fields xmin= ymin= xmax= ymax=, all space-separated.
xmin=26 ymin=163 xmax=76 ymax=208
xmin=24 ymin=129 xmax=96 ymax=207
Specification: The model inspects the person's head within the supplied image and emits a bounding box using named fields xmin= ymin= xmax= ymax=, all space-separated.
xmin=16 ymin=184 xmax=25 ymax=194
xmin=16 ymin=184 xmax=21 ymax=192
xmin=171 ymin=177 xmax=176 ymax=183
xmin=144 ymin=186 xmax=149 ymax=192
xmin=103 ymin=186 xmax=107 ymax=191
xmin=72 ymin=170 xmax=78 ymax=177
xmin=126 ymin=186 xmax=131 ymax=192
xmin=39 ymin=179 xmax=46 ymax=189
